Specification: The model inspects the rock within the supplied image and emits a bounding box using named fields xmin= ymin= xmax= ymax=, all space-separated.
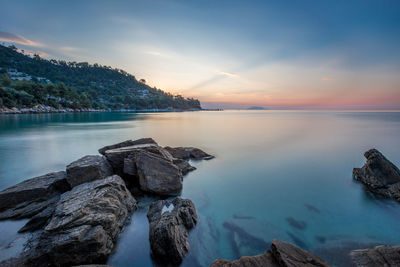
xmin=98 ymin=137 xmax=157 ymax=155
xmin=18 ymin=203 xmax=57 ymax=233
xmin=66 ymin=155 xmax=113 ymax=188
xmin=147 ymin=197 xmax=198 ymax=265
xmin=353 ymin=149 xmax=400 ymax=201
xmin=104 ymin=143 xmax=163 ymax=174
xmin=210 ymin=239 xmax=330 ymax=267
xmin=173 ymin=158 xmax=197 ymax=175
xmin=211 ymin=251 xmax=277 ymax=267
xmin=164 ymin=146 xmax=214 ymax=160
xmin=7 ymin=175 xmax=137 ymax=267
xmin=350 ymin=244 xmax=400 ymax=266
xmin=0 ymin=171 xmax=70 ymax=219
xmin=271 ymin=239 xmax=329 ymax=266
xmin=135 ymin=150 xmax=183 ymax=195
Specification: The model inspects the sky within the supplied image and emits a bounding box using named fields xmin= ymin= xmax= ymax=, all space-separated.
xmin=1 ymin=0 xmax=399 ymax=109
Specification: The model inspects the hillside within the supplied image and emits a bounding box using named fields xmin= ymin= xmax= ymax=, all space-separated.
xmin=0 ymin=44 xmax=201 ymax=110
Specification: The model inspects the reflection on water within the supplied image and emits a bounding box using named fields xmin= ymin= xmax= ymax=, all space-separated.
xmin=1 ymin=111 xmax=400 ymax=266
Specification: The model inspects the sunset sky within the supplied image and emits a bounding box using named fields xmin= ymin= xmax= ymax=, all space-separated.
xmin=1 ymin=0 xmax=399 ymax=109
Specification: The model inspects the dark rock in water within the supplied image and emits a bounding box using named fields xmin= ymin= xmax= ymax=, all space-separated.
xmin=210 ymin=239 xmax=330 ymax=267
xmin=350 ymin=244 xmax=400 ymax=266
xmin=353 ymin=149 xmax=400 ymax=202
xmin=211 ymin=251 xmax=277 ymax=266
xmin=305 ymin=204 xmax=320 ymax=213
xmin=164 ymin=146 xmax=214 ymax=160
xmin=66 ymin=155 xmax=113 ymax=187
xmin=286 ymin=217 xmax=307 ymax=230
xmin=147 ymin=197 xmax=198 ymax=265
xmin=0 ymin=171 xmax=70 ymax=220
xmin=18 ymin=203 xmax=57 ymax=233
xmin=173 ymin=158 xmax=197 ymax=175
xmin=3 ymin=175 xmax=136 ymax=267
xmin=135 ymin=150 xmax=183 ymax=196
xmin=98 ymin=138 xmax=157 ymax=155
xmin=271 ymin=239 xmax=329 ymax=267
xmin=104 ymin=143 xmax=160 ymax=174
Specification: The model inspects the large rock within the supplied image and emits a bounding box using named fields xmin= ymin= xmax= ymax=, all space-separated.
xmin=0 ymin=171 xmax=70 ymax=219
xmin=353 ymin=149 xmax=400 ymax=202
xmin=350 ymin=244 xmax=400 ymax=266
xmin=147 ymin=197 xmax=198 ymax=265
xmin=173 ymin=158 xmax=197 ymax=175
xmin=104 ymin=143 xmax=165 ymax=174
xmin=5 ymin=175 xmax=137 ymax=267
xmin=135 ymin=150 xmax=183 ymax=195
xmin=98 ymin=138 xmax=157 ymax=155
xmin=66 ymin=155 xmax=113 ymax=188
xmin=210 ymin=239 xmax=330 ymax=267
xmin=164 ymin=146 xmax=214 ymax=160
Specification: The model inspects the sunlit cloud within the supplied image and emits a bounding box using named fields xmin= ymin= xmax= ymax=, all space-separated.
xmin=20 ymin=49 xmax=48 ymax=57
xmin=219 ymin=71 xmax=239 ymax=78
xmin=58 ymin=46 xmax=80 ymax=52
xmin=0 ymin=31 xmax=42 ymax=47
xmin=321 ymin=77 xmax=333 ymax=81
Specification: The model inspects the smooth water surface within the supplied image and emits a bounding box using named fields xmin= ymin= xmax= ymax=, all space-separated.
xmin=1 ymin=111 xmax=400 ymax=266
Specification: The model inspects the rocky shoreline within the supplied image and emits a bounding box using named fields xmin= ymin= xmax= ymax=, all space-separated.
xmin=0 ymin=138 xmax=213 ymax=266
xmin=1 ymin=145 xmax=400 ymax=266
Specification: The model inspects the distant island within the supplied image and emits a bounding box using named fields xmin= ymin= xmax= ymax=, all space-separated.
xmin=0 ymin=44 xmax=201 ymax=113
xmin=247 ymin=106 xmax=267 ymax=110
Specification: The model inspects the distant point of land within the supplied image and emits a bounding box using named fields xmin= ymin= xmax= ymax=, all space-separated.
xmin=247 ymin=106 xmax=267 ymax=110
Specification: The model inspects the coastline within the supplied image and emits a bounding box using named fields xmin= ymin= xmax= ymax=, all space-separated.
xmin=0 ymin=105 xmax=223 ymax=115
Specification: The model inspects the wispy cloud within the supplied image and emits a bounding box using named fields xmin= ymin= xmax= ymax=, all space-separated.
xmin=0 ymin=31 xmax=42 ymax=47
xmin=321 ymin=76 xmax=333 ymax=81
xmin=219 ymin=71 xmax=239 ymax=78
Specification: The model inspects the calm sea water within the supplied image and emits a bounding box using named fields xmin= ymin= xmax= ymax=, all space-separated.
xmin=1 ymin=111 xmax=400 ymax=266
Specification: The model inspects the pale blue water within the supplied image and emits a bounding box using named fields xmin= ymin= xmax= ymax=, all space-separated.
xmin=1 ymin=111 xmax=400 ymax=266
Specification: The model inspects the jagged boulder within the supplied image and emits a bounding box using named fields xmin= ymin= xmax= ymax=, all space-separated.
xmin=4 ymin=175 xmax=137 ymax=267
xmin=350 ymin=244 xmax=400 ymax=266
xmin=353 ymin=149 xmax=400 ymax=202
xmin=98 ymin=138 xmax=157 ymax=155
xmin=210 ymin=239 xmax=330 ymax=267
xmin=147 ymin=197 xmax=198 ymax=265
xmin=66 ymin=155 xmax=113 ymax=188
xmin=135 ymin=150 xmax=183 ymax=195
xmin=104 ymin=143 xmax=164 ymax=174
xmin=165 ymin=146 xmax=214 ymax=160
xmin=173 ymin=158 xmax=197 ymax=175
xmin=0 ymin=171 xmax=70 ymax=220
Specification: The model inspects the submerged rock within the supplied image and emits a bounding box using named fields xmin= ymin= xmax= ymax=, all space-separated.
xmin=0 ymin=171 xmax=70 ymax=220
xmin=353 ymin=149 xmax=400 ymax=202
xmin=66 ymin=155 xmax=113 ymax=188
xmin=4 ymin=175 xmax=137 ymax=266
xmin=98 ymin=138 xmax=157 ymax=155
xmin=135 ymin=150 xmax=183 ymax=195
xmin=351 ymin=244 xmax=400 ymax=266
xmin=164 ymin=146 xmax=214 ymax=160
xmin=210 ymin=239 xmax=330 ymax=267
xmin=147 ymin=197 xmax=198 ymax=265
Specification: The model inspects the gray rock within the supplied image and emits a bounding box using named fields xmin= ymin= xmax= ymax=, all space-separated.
xmin=165 ymin=146 xmax=214 ymax=160
xmin=173 ymin=158 xmax=197 ymax=175
xmin=210 ymin=239 xmax=330 ymax=267
xmin=18 ymin=202 xmax=57 ymax=233
xmin=350 ymin=245 xmax=400 ymax=267
xmin=5 ymin=175 xmax=137 ymax=267
xmin=98 ymin=137 xmax=157 ymax=155
xmin=104 ymin=143 xmax=161 ymax=174
xmin=0 ymin=171 xmax=70 ymax=219
xmin=135 ymin=150 xmax=183 ymax=196
xmin=353 ymin=149 xmax=400 ymax=202
xmin=66 ymin=155 xmax=113 ymax=188
xmin=147 ymin=197 xmax=198 ymax=265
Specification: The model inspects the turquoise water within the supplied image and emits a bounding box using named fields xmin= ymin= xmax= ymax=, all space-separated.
xmin=1 ymin=111 xmax=400 ymax=266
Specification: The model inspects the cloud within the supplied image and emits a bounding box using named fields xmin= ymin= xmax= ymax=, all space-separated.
xmin=20 ymin=49 xmax=48 ymax=57
xmin=321 ymin=77 xmax=333 ymax=81
xmin=219 ymin=71 xmax=239 ymax=78
xmin=0 ymin=31 xmax=42 ymax=47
